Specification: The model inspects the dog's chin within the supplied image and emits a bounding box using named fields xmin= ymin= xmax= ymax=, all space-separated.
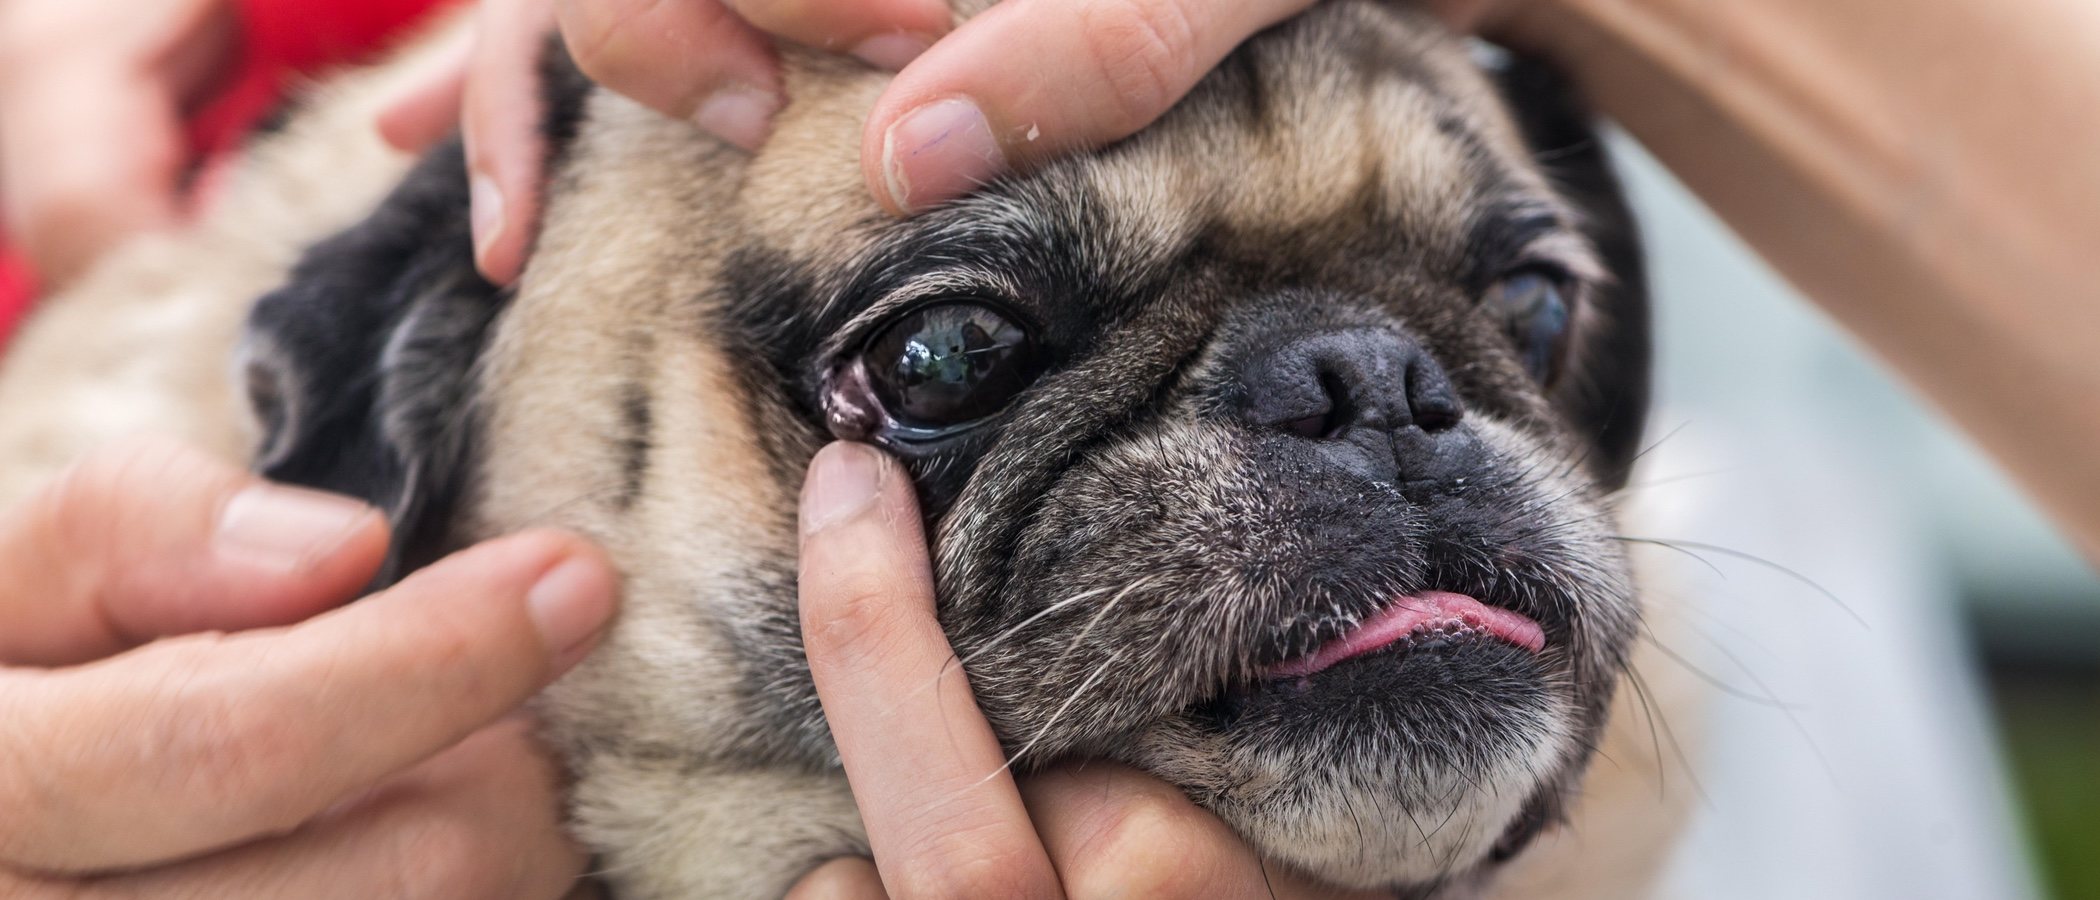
xmin=1148 ymin=632 xmax=1577 ymax=891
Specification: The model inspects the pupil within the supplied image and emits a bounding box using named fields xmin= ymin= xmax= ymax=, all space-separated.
xmin=868 ymin=303 xmax=1038 ymax=428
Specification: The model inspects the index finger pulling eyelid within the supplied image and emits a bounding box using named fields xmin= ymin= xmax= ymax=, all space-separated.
xmin=795 ymin=444 xmax=1060 ymax=898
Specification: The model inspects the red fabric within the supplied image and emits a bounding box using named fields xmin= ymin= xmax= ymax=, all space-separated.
xmin=190 ymin=0 xmax=453 ymax=157
xmin=0 ymin=0 xmax=450 ymax=351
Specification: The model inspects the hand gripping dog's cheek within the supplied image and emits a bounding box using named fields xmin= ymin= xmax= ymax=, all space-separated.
xmin=232 ymin=2 xmax=1651 ymax=896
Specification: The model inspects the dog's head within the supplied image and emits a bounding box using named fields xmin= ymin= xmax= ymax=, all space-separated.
xmin=243 ymin=2 xmax=1649 ymax=891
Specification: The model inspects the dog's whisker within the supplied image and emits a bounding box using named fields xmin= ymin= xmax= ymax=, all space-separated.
xmin=1614 ymin=535 xmax=1867 ymax=628
xmin=984 ymin=648 xmax=1127 ymax=780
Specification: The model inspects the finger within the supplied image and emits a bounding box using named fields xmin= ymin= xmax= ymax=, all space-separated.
xmin=0 ymin=530 xmax=618 ymax=872
xmin=786 ymin=857 xmax=889 ymax=900
xmin=718 ymin=0 xmax=950 ymax=66
xmin=0 ymin=64 xmax=186 ymax=283
xmin=462 ymin=0 xmax=557 ymax=285
xmin=42 ymin=719 xmax=588 ymax=900
xmin=554 ymin=0 xmax=782 ymax=147
xmin=0 ymin=0 xmax=232 ymax=286
xmin=1020 ymin=764 xmax=1383 ymax=900
xmin=377 ymin=27 xmax=474 ymax=152
xmin=797 ymin=442 xmax=1061 ymax=900
xmin=862 ymin=0 xmax=1316 ymax=214
xmin=0 ymin=438 xmax=389 ymax=667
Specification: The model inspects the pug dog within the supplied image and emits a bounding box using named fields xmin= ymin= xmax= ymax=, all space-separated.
xmin=0 ymin=1 xmax=1697 ymax=897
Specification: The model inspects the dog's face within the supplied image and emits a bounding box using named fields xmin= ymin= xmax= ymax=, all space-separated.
xmin=243 ymin=2 xmax=1649 ymax=893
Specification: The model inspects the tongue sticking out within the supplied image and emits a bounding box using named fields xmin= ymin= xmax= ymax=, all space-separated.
xmin=1266 ymin=591 xmax=1545 ymax=679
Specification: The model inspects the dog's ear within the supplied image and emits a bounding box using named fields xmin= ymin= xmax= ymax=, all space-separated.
xmin=1489 ymin=50 xmax=1653 ymax=490
xmin=241 ymin=43 xmax=593 ymax=584
xmin=241 ymin=143 xmax=504 ymax=584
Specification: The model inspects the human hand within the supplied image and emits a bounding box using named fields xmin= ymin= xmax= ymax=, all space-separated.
xmin=380 ymin=0 xmax=1352 ymax=284
xmin=0 ymin=439 xmax=618 ymax=898
xmin=787 ymin=441 xmax=1381 ymax=899
xmin=0 ymin=0 xmax=235 ymax=287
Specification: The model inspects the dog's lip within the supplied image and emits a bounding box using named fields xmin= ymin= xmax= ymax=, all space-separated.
xmin=1263 ymin=591 xmax=1546 ymax=679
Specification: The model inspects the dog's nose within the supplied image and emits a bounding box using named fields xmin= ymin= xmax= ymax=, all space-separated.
xmin=1240 ymin=328 xmax=1463 ymax=438
xmin=1238 ymin=328 xmax=1476 ymax=486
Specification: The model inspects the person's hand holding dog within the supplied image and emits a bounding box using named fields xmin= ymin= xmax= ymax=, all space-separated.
xmin=0 ymin=439 xmax=617 ymax=899
xmin=0 ymin=0 xmax=233 ymax=287
xmin=790 ymin=441 xmax=1385 ymax=900
xmin=383 ymin=0 xmax=1509 ymax=286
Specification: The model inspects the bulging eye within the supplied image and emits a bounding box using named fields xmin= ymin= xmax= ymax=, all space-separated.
xmin=1484 ymin=269 xmax=1574 ymax=384
xmin=862 ymin=302 xmax=1044 ymax=432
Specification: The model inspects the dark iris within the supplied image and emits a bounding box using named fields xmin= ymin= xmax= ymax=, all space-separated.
xmin=1485 ymin=269 xmax=1573 ymax=384
xmin=863 ymin=302 xmax=1043 ymax=429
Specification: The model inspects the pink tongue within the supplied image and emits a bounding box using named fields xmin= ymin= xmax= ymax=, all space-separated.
xmin=1266 ymin=591 xmax=1545 ymax=679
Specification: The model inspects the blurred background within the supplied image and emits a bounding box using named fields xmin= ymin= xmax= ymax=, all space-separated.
xmin=1604 ymin=131 xmax=2099 ymax=900
xmin=0 ymin=2 xmax=2086 ymax=891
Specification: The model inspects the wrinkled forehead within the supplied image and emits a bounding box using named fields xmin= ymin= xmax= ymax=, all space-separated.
xmin=1063 ymin=7 xmax=1542 ymax=269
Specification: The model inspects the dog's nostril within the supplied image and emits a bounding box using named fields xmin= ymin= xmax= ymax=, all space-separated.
xmin=1281 ymin=413 xmax=1332 ymax=439
xmin=1408 ymin=357 xmax=1463 ymax=432
xmin=1241 ymin=328 xmax=1462 ymax=439
xmin=1281 ymin=370 xmax=1354 ymax=439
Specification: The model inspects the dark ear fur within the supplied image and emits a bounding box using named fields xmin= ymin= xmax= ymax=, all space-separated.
xmin=242 ymin=144 xmax=500 ymax=582
xmin=1490 ymin=50 xmax=1654 ymax=490
xmin=240 ymin=44 xmax=592 ymax=584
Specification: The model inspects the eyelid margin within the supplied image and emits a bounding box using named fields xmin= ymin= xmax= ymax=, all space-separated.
xmin=819 ymin=269 xmax=1031 ymax=365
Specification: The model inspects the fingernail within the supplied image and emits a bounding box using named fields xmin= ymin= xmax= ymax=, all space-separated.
xmin=215 ymin=485 xmax=378 ymax=572
xmin=469 ymin=174 xmax=503 ymax=261
xmin=801 ymin=442 xmax=889 ymax=537
xmin=881 ymin=97 xmax=1006 ymax=213
xmin=527 ymin=555 xmax=617 ymax=668
xmin=693 ymin=85 xmax=781 ymax=153
xmin=851 ymin=31 xmax=934 ymax=71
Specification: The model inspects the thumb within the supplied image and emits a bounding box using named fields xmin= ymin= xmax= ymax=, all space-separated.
xmin=860 ymin=0 xmax=1313 ymax=214
xmin=0 ymin=437 xmax=391 ymax=666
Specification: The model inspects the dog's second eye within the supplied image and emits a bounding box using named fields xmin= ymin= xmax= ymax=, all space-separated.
xmin=863 ymin=303 xmax=1042 ymax=428
xmin=1485 ymin=270 xmax=1573 ymax=384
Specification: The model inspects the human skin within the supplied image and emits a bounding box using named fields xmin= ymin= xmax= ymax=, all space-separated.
xmin=1499 ymin=0 xmax=2100 ymax=562
xmin=3 ymin=0 xmax=2091 ymax=895
xmin=790 ymin=441 xmax=1383 ymax=900
xmin=404 ymin=0 xmax=2098 ymax=564
xmin=0 ymin=439 xmax=619 ymax=899
xmin=385 ymin=0 xmax=2097 ymax=894
xmin=0 ymin=0 xmax=234 ymax=288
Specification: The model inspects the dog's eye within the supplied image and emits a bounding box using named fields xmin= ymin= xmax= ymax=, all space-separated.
xmin=863 ymin=302 xmax=1043 ymax=429
xmin=1484 ymin=269 xmax=1573 ymax=384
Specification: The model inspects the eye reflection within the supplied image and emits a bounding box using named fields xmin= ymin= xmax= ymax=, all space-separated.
xmin=862 ymin=302 xmax=1043 ymax=435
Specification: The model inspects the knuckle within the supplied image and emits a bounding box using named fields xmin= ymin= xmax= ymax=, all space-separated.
xmin=0 ymin=685 xmax=60 ymax=856
xmin=1076 ymin=0 xmax=1201 ymax=132
xmin=721 ymin=0 xmax=805 ymax=39
xmin=552 ymin=0 xmax=623 ymax=82
xmin=1066 ymin=791 xmax=1214 ymax=899
xmin=889 ymin=836 xmax=1051 ymax=900
xmin=800 ymin=580 xmax=915 ymax=669
xmin=132 ymin=648 xmax=319 ymax=831
xmin=559 ymin=0 xmax=739 ymax=116
xmin=23 ymin=439 xmax=214 ymax=596
xmin=414 ymin=598 xmax=506 ymax=698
